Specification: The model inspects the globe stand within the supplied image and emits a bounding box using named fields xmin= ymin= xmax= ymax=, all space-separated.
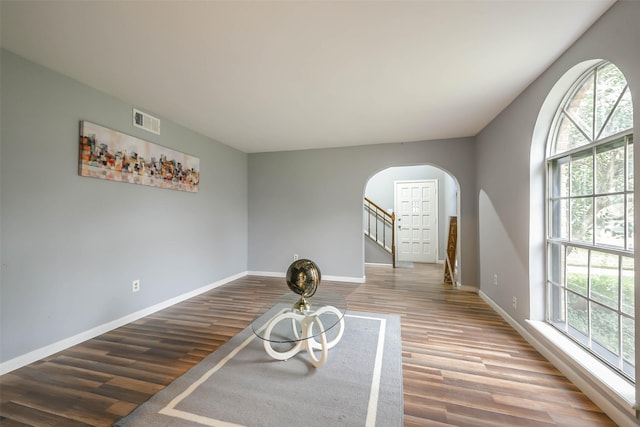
xmin=293 ymin=296 xmax=311 ymax=313
xmin=261 ymin=304 xmax=345 ymax=368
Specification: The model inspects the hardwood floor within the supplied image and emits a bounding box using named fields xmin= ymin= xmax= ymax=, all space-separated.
xmin=0 ymin=264 xmax=615 ymax=426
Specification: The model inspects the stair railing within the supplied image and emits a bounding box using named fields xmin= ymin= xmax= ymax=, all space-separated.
xmin=364 ymin=197 xmax=396 ymax=268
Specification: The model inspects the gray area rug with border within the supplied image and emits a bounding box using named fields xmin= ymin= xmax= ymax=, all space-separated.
xmin=114 ymin=310 xmax=403 ymax=427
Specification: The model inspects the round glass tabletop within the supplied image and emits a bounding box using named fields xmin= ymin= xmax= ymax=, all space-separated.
xmin=251 ymin=290 xmax=347 ymax=343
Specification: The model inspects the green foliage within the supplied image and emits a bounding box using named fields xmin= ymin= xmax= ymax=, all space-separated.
xmin=566 ymin=271 xmax=634 ymax=365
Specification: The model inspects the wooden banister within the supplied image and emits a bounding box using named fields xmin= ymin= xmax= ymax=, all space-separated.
xmin=364 ymin=197 xmax=396 ymax=267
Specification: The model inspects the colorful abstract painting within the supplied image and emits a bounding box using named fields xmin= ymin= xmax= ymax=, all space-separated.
xmin=79 ymin=121 xmax=200 ymax=192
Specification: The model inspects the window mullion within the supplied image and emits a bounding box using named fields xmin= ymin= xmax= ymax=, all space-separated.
xmin=596 ymin=84 xmax=629 ymax=141
xmin=587 ymin=250 xmax=593 ymax=347
xmin=548 ymin=130 xmax=631 ymax=161
xmin=618 ymin=255 xmax=624 ymax=371
xmin=592 ymin=71 xmax=597 ymax=142
xmin=564 ymin=245 xmax=569 ymax=333
xmin=562 ymin=110 xmax=594 ymax=144
xmin=591 ymin=147 xmax=596 ymax=246
xmin=624 ymin=139 xmax=629 ymax=249
xmin=568 ymin=159 xmax=573 ymax=241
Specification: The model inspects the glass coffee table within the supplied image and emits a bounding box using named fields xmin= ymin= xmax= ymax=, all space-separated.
xmin=251 ymin=290 xmax=347 ymax=368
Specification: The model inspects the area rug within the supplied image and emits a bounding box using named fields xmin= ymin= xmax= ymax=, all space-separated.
xmin=114 ymin=310 xmax=403 ymax=427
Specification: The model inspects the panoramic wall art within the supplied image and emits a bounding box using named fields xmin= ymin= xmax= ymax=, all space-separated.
xmin=78 ymin=121 xmax=200 ymax=193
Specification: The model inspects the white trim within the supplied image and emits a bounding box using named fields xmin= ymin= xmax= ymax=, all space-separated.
xmin=247 ymin=271 xmax=284 ymax=278
xmin=317 ymin=274 xmax=366 ymax=283
xmin=456 ymin=284 xmax=476 ymax=292
xmin=247 ymin=271 xmax=366 ymax=283
xmin=358 ymin=314 xmax=386 ymax=427
xmin=479 ymin=290 xmax=638 ymax=427
xmin=0 ymin=271 xmax=247 ymax=376
xmin=364 ymin=262 xmax=393 ymax=267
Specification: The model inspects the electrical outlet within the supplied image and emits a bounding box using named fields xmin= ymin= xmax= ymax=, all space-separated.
xmin=493 ymin=274 xmax=498 ymax=286
xmin=293 ymin=253 xmax=299 ymax=261
xmin=512 ymin=296 xmax=517 ymax=310
xmin=132 ymin=279 xmax=140 ymax=293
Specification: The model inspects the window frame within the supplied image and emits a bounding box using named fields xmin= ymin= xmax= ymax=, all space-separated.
xmin=545 ymin=61 xmax=635 ymax=382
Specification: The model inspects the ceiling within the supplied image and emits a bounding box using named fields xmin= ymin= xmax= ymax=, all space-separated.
xmin=1 ymin=1 xmax=615 ymax=153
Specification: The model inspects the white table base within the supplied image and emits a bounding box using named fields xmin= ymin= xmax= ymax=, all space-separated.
xmin=262 ymin=305 xmax=345 ymax=368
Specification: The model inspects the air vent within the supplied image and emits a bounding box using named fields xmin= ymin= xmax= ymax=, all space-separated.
xmin=133 ymin=108 xmax=160 ymax=135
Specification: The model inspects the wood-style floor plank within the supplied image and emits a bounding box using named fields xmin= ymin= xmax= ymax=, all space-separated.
xmin=0 ymin=264 xmax=616 ymax=426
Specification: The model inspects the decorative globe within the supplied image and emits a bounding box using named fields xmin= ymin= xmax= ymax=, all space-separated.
xmin=286 ymin=259 xmax=321 ymax=298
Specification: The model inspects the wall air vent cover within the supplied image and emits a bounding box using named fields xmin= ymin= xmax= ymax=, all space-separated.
xmin=133 ymin=108 xmax=160 ymax=135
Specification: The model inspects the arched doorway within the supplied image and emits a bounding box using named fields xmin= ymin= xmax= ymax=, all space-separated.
xmin=363 ymin=165 xmax=460 ymax=282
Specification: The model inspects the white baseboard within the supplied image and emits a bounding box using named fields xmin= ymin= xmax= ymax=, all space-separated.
xmin=247 ymin=271 xmax=284 ymax=278
xmin=479 ymin=290 xmax=638 ymax=427
xmin=324 ymin=274 xmax=365 ymax=283
xmin=247 ymin=271 xmax=365 ymax=284
xmin=0 ymin=271 xmax=247 ymax=376
xmin=456 ymin=284 xmax=476 ymax=292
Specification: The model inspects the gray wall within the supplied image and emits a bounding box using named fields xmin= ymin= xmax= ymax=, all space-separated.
xmin=476 ymin=0 xmax=639 ymax=323
xmin=0 ymin=50 xmax=249 ymax=363
xmin=248 ymin=139 xmax=477 ymax=285
xmin=364 ymin=165 xmax=457 ymax=263
xmin=475 ymin=0 xmax=640 ymax=413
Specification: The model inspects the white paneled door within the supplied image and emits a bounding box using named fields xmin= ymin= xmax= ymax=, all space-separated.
xmin=395 ymin=180 xmax=438 ymax=263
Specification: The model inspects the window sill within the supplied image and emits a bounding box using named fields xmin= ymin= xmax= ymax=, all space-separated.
xmin=526 ymin=320 xmax=636 ymax=414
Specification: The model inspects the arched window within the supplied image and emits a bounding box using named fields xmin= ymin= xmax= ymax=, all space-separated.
xmin=546 ymin=61 xmax=634 ymax=381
